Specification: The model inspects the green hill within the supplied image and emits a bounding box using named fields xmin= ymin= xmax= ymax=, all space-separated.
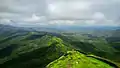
xmin=47 ymin=51 xmax=112 ymax=68
xmin=0 ymin=24 xmax=119 ymax=68
xmin=0 ymin=35 xmax=71 ymax=68
xmin=59 ymin=33 xmax=120 ymax=63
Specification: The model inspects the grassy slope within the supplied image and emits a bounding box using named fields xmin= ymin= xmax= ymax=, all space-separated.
xmin=47 ymin=51 xmax=112 ymax=68
xmin=60 ymin=34 xmax=120 ymax=62
xmin=0 ymin=35 xmax=71 ymax=68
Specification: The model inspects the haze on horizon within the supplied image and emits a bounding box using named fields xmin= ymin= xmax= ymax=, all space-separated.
xmin=0 ymin=0 xmax=120 ymax=27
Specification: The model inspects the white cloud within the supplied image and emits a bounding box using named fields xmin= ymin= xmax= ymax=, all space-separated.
xmin=47 ymin=0 xmax=92 ymax=19
xmin=84 ymin=12 xmax=118 ymax=26
xmin=24 ymin=14 xmax=40 ymax=22
xmin=0 ymin=12 xmax=19 ymax=18
xmin=0 ymin=19 xmax=12 ymax=25
xmin=0 ymin=19 xmax=10 ymax=23
xmin=0 ymin=0 xmax=120 ymax=26
xmin=23 ymin=14 xmax=47 ymax=23
xmin=92 ymin=12 xmax=106 ymax=20
xmin=49 ymin=20 xmax=75 ymax=25
xmin=85 ymin=20 xmax=96 ymax=26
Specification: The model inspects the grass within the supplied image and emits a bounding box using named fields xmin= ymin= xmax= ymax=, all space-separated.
xmin=47 ymin=51 xmax=113 ymax=68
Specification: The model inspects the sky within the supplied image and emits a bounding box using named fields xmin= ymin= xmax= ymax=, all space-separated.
xmin=0 ymin=0 xmax=120 ymax=27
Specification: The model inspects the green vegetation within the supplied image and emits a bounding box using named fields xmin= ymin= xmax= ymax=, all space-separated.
xmin=0 ymin=24 xmax=119 ymax=68
xmin=47 ymin=51 xmax=112 ymax=68
xmin=0 ymin=33 xmax=71 ymax=68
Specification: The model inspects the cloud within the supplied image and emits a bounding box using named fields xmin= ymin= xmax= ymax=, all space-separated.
xmin=47 ymin=0 xmax=92 ymax=19
xmin=92 ymin=12 xmax=106 ymax=20
xmin=24 ymin=14 xmax=42 ymax=22
xmin=0 ymin=0 xmax=120 ymax=26
xmin=0 ymin=19 xmax=11 ymax=24
xmin=49 ymin=20 xmax=75 ymax=25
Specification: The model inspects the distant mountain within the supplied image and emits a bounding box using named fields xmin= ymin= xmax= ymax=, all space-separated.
xmin=56 ymin=26 xmax=119 ymax=31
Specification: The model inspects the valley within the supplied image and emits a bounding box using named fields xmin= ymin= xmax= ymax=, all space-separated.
xmin=0 ymin=24 xmax=120 ymax=68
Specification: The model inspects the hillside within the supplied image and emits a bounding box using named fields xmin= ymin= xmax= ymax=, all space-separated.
xmin=0 ymin=24 xmax=119 ymax=68
xmin=0 ymin=35 xmax=71 ymax=68
xmin=47 ymin=51 xmax=113 ymax=68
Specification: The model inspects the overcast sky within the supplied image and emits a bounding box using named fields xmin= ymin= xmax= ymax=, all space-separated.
xmin=0 ymin=0 xmax=120 ymax=27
